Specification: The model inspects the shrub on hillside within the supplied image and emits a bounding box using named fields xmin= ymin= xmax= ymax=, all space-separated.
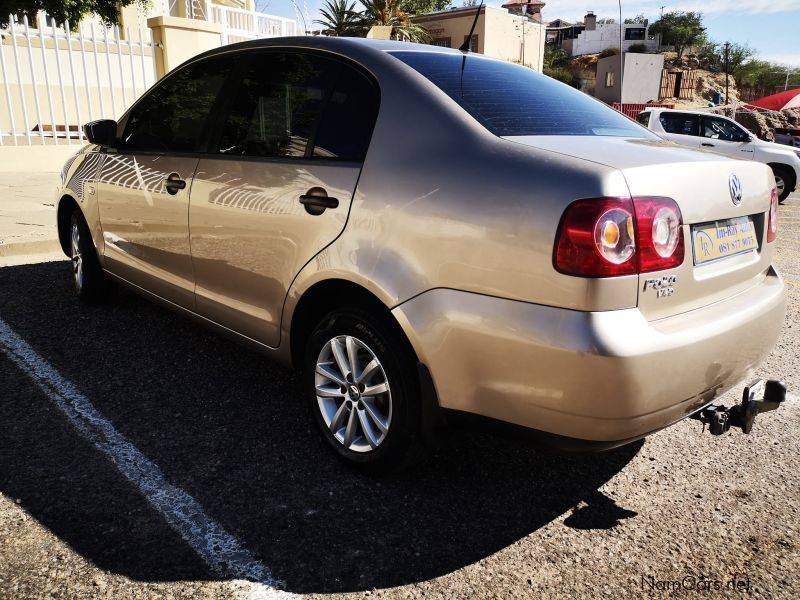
xmin=628 ymin=43 xmax=648 ymax=53
xmin=599 ymin=48 xmax=620 ymax=58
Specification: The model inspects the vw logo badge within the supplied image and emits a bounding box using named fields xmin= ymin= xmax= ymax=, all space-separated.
xmin=729 ymin=173 xmax=743 ymax=206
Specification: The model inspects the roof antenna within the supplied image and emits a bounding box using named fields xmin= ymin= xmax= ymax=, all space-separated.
xmin=459 ymin=1 xmax=483 ymax=52
xmin=459 ymin=1 xmax=483 ymax=97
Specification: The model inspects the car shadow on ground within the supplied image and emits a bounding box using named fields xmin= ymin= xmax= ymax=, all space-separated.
xmin=0 ymin=261 xmax=642 ymax=593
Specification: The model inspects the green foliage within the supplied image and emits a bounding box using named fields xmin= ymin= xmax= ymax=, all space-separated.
xmin=400 ymin=0 xmax=452 ymax=14
xmin=628 ymin=43 xmax=648 ymax=53
xmin=598 ymin=47 xmax=620 ymax=59
xmin=0 ymin=0 xmax=148 ymax=27
xmin=315 ymin=0 xmax=366 ymax=36
xmin=359 ymin=0 xmax=432 ymax=42
xmin=698 ymin=41 xmax=754 ymax=75
xmin=624 ymin=13 xmax=646 ymax=24
xmin=597 ymin=18 xmax=616 ymax=24
xmin=736 ymin=60 xmax=800 ymax=88
xmin=543 ymin=67 xmax=575 ymax=86
xmin=543 ymin=46 xmax=568 ymax=70
xmin=649 ymin=11 xmax=706 ymax=58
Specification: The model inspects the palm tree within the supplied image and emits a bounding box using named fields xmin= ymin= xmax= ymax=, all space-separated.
xmin=315 ymin=0 xmax=365 ymax=36
xmin=359 ymin=0 xmax=431 ymax=42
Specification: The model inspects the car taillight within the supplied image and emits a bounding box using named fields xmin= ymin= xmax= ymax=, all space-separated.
xmin=767 ymin=187 xmax=778 ymax=243
xmin=554 ymin=196 xmax=684 ymax=277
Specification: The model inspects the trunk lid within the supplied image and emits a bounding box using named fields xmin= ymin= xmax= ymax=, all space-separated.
xmin=505 ymin=135 xmax=777 ymax=320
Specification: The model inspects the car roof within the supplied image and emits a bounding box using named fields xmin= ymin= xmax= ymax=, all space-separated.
xmin=642 ymin=108 xmax=720 ymax=117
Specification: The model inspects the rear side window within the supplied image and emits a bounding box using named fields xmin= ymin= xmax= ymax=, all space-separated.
xmin=659 ymin=113 xmax=699 ymax=136
xmin=215 ymin=52 xmax=379 ymax=161
xmin=120 ymin=57 xmax=230 ymax=152
xmin=390 ymin=51 xmax=654 ymax=138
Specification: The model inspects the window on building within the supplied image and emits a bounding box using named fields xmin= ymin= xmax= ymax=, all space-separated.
xmin=605 ymin=72 xmax=614 ymax=87
xmin=624 ymin=27 xmax=646 ymax=41
xmin=432 ymin=37 xmax=451 ymax=48
xmin=463 ymin=34 xmax=478 ymax=52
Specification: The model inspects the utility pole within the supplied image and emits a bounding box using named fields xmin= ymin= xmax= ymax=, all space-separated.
xmin=619 ymin=0 xmax=624 ymax=103
xmin=724 ymin=41 xmax=730 ymax=106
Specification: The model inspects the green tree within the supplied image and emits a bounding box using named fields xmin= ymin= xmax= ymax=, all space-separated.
xmin=315 ymin=0 xmax=366 ymax=36
xmin=649 ymin=11 xmax=706 ymax=58
xmin=624 ymin=13 xmax=646 ymax=24
xmin=0 ymin=0 xmax=148 ymax=27
xmin=359 ymin=0 xmax=431 ymax=42
xmin=543 ymin=46 xmax=568 ymax=70
xmin=400 ymin=0 xmax=452 ymax=14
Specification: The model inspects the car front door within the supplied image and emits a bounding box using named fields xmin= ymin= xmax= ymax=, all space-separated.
xmin=657 ymin=112 xmax=701 ymax=148
xmin=96 ymin=56 xmax=232 ymax=308
xmin=699 ymin=115 xmax=756 ymax=159
xmin=189 ymin=51 xmax=380 ymax=347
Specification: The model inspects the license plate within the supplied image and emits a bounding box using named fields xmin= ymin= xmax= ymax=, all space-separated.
xmin=691 ymin=216 xmax=757 ymax=266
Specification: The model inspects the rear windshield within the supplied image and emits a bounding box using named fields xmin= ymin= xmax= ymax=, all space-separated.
xmin=390 ymin=51 xmax=655 ymax=139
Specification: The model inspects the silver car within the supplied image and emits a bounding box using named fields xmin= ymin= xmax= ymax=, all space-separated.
xmin=57 ymin=38 xmax=786 ymax=470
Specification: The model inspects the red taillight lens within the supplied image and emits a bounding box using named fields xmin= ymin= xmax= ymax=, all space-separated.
xmin=635 ymin=197 xmax=684 ymax=273
xmin=767 ymin=187 xmax=778 ymax=243
xmin=554 ymin=196 xmax=684 ymax=277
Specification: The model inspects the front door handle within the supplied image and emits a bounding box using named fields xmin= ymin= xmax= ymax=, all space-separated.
xmin=299 ymin=187 xmax=339 ymax=215
xmin=165 ymin=173 xmax=186 ymax=195
xmin=701 ymin=142 xmax=715 ymax=147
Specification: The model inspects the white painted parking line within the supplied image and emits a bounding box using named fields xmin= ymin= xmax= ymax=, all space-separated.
xmin=0 ymin=317 xmax=289 ymax=597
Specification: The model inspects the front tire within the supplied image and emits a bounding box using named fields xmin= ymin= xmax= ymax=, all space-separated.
xmin=69 ymin=209 xmax=107 ymax=301
xmin=771 ymin=165 xmax=793 ymax=203
xmin=304 ymin=308 xmax=426 ymax=472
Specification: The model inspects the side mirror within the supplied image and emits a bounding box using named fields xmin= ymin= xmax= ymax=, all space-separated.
xmin=83 ymin=119 xmax=117 ymax=146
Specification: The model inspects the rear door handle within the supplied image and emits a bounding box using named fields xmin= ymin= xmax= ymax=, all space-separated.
xmin=701 ymin=142 xmax=715 ymax=147
xmin=165 ymin=173 xmax=186 ymax=195
xmin=299 ymin=187 xmax=339 ymax=215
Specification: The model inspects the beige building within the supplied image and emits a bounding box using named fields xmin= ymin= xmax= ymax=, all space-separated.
xmin=412 ymin=4 xmax=546 ymax=72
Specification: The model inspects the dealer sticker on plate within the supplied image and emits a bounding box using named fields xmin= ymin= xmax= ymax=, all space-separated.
xmin=691 ymin=216 xmax=758 ymax=266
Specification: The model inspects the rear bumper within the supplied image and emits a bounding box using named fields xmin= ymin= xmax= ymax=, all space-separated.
xmin=392 ymin=267 xmax=785 ymax=443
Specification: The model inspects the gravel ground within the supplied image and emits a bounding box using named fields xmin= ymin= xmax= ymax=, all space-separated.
xmin=1 ymin=191 xmax=798 ymax=599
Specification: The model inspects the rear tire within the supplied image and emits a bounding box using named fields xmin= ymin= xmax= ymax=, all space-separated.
xmin=69 ymin=209 xmax=108 ymax=301
xmin=771 ymin=165 xmax=793 ymax=203
xmin=303 ymin=307 xmax=427 ymax=472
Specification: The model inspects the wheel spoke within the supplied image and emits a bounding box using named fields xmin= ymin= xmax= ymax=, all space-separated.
xmin=362 ymin=381 xmax=389 ymax=397
xmin=343 ymin=407 xmax=358 ymax=448
xmin=357 ymin=408 xmax=380 ymax=448
xmin=316 ymin=362 xmax=346 ymax=386
xmin=345 ymin=336 xmax=360 ymax=382
xmin=329 ymin=401 xmax=349 ymax=433
xmin=315 ymin=384 xmax=344 ymax=399
xmin=357 ymin=358 xmax=379 ymax=385
xmin=330 ymin=338 xmax=351 ymax=380
xmin=361 ymin=398 xmax=388 ymax=434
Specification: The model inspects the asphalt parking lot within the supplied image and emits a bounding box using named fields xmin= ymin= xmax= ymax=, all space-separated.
xmin=1 ymin=190 xmax=799 ymax=599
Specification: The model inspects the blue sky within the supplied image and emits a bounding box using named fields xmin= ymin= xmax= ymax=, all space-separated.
xmin=259 ymin=0 xmax=800 ymax=67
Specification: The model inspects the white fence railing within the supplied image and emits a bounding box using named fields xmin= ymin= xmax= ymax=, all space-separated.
xmin=208 ymin=4 xmax=300 ymax=45
xmin=0 ymin=12 xmax=157 ymax=146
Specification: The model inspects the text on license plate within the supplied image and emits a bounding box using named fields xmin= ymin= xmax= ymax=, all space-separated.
xmin=691 ymin=216 xmax=757 ymax=266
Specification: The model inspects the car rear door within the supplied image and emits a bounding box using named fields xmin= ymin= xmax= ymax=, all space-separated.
xmin=189 ymin=50 xmax=380 ymax=347
xmin=96 ymin=56 xmax=232 ymax=309
xmin=657 ymin=112 xmax=702 ymax=149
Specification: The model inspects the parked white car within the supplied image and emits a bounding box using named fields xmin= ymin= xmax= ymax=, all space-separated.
xmin=638 ymin=108 xmax=800 ymax=202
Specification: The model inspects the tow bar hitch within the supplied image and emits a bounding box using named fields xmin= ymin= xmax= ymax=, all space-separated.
xmin=692 ymin=379 xmax=787 ymax=435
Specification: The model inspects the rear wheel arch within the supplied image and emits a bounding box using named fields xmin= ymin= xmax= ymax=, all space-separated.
xmin=289 ymin=279 xmax=417 ymax=371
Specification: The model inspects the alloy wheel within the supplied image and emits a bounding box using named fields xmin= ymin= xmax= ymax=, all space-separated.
xmin=70 ymin=221 xmax=84 ymax=291
xmin=315 ymin=335 xmax=392 ymax=453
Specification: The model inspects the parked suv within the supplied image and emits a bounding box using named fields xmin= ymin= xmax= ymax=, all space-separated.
xmin=774 ymin=127 xmax=800 ymax=148
xmin=57 ymin=39 xmax=785 ymax=469
xmin=638 ymin=108 xmax=800 ymax=202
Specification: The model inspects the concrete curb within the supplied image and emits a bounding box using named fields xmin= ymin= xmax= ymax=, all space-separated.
xmin=0 ymin=239 xmax=63 ymax=258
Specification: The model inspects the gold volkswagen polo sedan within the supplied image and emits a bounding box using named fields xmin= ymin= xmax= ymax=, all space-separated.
xmin=56 ymin=38 xmax=786 ymax=469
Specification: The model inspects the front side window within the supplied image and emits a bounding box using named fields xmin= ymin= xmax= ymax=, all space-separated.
xmin=120 ymin=58 xmax=230 ymax=152
xmin=636 ymin=112 xmax=650 ymax=126
xmin=702 ymin=117 xmax=749 ymax=142
xmin=659 ymin=113 xmax=699 ymax=136
xmin=391 ymin=51 xmax=654 ymax=138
